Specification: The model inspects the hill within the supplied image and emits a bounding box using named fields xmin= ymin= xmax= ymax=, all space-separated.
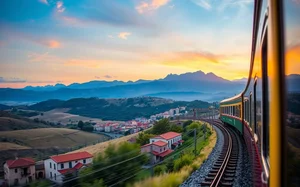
xmin=27 ymin=97 xmax=211 ymax=121
xmin=0 ymin=71 xmax=245 ymax=102
xmin=0 ymin=128 xmax=109 ymax=166
xmin=0 ymin=111 xmax=52 ymax=131
xmin=0 ymin=104 xmax=11 ymax=110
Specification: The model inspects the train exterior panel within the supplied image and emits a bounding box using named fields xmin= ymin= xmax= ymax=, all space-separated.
xmin=220 ymin=115 xmax=243 ymax=133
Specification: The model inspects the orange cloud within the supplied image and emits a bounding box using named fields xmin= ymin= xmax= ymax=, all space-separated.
xmin=27 ymin=52 xmax=63 ymax=63
xmin=118 ymin=32 xmax=131 ymax=39
xmin=136 ymin=0 xmax=170 ymax=13
xmin=65 ymin=59 xmax=104 ymax=68
xmin=46 ymin=40 xmax=61 ymax=48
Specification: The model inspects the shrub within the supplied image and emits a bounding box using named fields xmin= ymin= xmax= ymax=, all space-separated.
xmin=173 ymin=154 xmax=193 ymax=171
xmin=154 ymin=165 xmax=165 ymax=175
xmin=191 ymin=164 xmax=198 ymax=172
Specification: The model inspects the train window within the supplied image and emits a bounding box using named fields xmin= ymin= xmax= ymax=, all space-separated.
xmin=254 ymin=81 xmax=257 ymax=133
xmin=261 ymin=31 xmax=269 ymax=159
xmin=250 ymin=94 xmax=252 ymax=129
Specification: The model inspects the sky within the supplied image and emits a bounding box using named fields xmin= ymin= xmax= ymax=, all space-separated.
xmin=0 ymin=0 xmax=255 ymax=88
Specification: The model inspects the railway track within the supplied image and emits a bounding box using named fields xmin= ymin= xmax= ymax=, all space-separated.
xmin=201 ymin=120 xmax=239 ymax=187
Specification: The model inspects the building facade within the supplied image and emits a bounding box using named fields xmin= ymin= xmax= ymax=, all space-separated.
xmin=4 ymin=157 xmax=36 ymax=186
xmin=141 ymin=141 xmax=173 ymax=163
xmin=150 ymin=132 xmax=183 ymax=149
xmin=44 ymin=151 xmax=93 ymax=184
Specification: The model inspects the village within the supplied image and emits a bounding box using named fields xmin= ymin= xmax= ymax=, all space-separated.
xmin=93 ymin=107 xmax=187 ymax=135
xmin=2 ymin=107 xmax=189 ymax=186
xmin=3 ymin=131 xmax=184 ymax=186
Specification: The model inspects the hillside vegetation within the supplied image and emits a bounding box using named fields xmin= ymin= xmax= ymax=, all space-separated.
xmin=0 ymin=111 xmax=51 ymax=131
xmin=27 ymin=97 xmax=211 ymax=121
xmin=0 ymin=128 xmax=108 ymax=149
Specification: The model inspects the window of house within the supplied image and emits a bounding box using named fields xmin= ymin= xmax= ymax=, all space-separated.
xmin=50 ymin=162 xmax=52 ymax=169
xmin=54 ymin=173 xmax=56 ymax=180
xmin=61 ymin=163 xmax=64 ymax=169
xmin=50 ymin=172 xmax=52 ymax=179
xmin=54 ymin=164 xmax=56 ymax=170
xmin=15 ymin=168 xmax=17 ymax=173
xmin=69 ymin=162 xmax=72 ymax=168
xmin=83 ymin=159 xmax=86 ymax=164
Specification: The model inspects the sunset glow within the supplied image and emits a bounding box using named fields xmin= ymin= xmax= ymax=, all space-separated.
xmin=0 ymin=0 xmax=255 ymax=88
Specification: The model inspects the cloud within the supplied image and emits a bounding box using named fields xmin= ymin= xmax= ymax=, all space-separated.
xmin=118 ymin=32 xmax=131 ymax=39
xmin=169 ymin=51 xmax=220 ymax=64
xmin=27 ymin=52 xmax=63 ymax=63
xmin=45 ymin=40 xmax=61 ymax=48
xmin=104 ymin=75 xmax=113 ymax=79
xmin=39 ymin=0 xmax=49 ymax=5
xmin=136 ymin=0 xmax=171 ymax=13
xmin=108 ymin=35 xmax=114 ymax=38
xmin=190 ymin=0 xmax=211 ymax=10
xmin=56 ymin=1 xmax=65 ymax=13
xmin=65 ymin=59 xmax=103 ymax=68
xmin=0 ymin=77 xmax=26 ymax=83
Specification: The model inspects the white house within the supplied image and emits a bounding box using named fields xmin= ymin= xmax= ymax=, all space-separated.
xmin=150 ymin=132 xmax=183 ymax=149
xmin=141 ymin=141 xmax=173 ymax=163
xmin=4 ymin=157 xmax=36 ymax=186
xmin=44 ymin=151 xmax=93 ymax=184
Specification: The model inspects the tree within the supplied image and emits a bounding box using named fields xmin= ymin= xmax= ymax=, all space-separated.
xmin=124 ymin=130 xmax=131 ymax=136
xmin=136 ymin=132 xmax=155 ymax=145
xmin=82 ymin=124 xmax=94 ymax=132
xmin=170 ymin=124 xmax=183 ymax=133
xmin=152 ymin=118 xmax=171 ymax=135
xmin=166 ymin=159 xmax=174 ymax=172
xmin=154 ymin=165 xmax=165 ymax=175
xmin=78 ymin=121 xmax=84 ymax=130
xmin=79 ymin=142 xmax=148 ymax=187
xmin=183 ymin=120 xmax=193 ymax=129
xmin=186 ymin=121 xmax=201 ymax=131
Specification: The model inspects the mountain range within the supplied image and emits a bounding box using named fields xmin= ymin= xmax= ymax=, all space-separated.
xmin=0 ymin=71 xmax=299 ymax=103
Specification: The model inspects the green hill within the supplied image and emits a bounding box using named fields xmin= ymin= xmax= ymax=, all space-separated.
xmin=27 ymin=97 xmax=211 ymax=121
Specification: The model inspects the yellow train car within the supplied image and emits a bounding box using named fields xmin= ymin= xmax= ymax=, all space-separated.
xmin=220 ymin=0 xmax=300 ymax=186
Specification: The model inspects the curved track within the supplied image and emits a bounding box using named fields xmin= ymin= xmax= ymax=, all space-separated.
xmin=201 ymin=120 xmax=239 ymax=187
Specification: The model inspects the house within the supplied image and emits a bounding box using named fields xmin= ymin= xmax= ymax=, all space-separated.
xmin=35 ymin=161 xmax=45 ymax=180
xmin=141 ymin=141 xmax=173 ymax=163
xmin=44 ymin=151 xmax=93 ymax=184
xmin=150 ymin=132 xmax=183 ymax=149
xmin=4 ymin=157 xmax=36 ymax=186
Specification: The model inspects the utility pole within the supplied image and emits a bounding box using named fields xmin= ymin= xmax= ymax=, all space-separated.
xmin=194 ymin=129 xmax=197 ymax=157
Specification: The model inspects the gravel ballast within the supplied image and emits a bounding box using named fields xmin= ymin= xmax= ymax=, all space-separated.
xmin=180 ymin=125 xmax=224 ymax=187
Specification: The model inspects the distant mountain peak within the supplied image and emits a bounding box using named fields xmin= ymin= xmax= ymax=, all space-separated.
xmin=163 ymin=71 xmax=228 ymax=82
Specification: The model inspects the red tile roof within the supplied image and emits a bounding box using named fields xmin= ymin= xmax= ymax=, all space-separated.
xmin=155 ymin=132 xmax=181 ymax=140
xmin=51 ymin=151 xmax=93 ymax=163
xmin=6 ymin=158 xmax=35 ymax=169
xmin=141 ymin=143 xmax=151 ymax=148
xmin=159 ymin=149 xmax=173 ymax=157
xmin=58 ymin=162 xmax=84 ymax=174
xmin=153 ymin=140 xmax=167 ymax=147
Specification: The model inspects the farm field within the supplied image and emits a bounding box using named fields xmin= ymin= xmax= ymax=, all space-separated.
xmin=0 ymin=142 xmax=30 ymax=151
xmin=30 ymin=108 xmax=120 ymax=125
xmin=0 ymin=128 xmax=109 ymax=149
xmin=71 ymin=132 xmax=140 ymax=155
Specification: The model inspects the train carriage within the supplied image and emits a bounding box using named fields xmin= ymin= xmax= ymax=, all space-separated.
xmin=220 ymin=0 xmax=300 ymax=186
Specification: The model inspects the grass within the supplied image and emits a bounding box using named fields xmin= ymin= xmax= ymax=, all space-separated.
xmin=69 ymin=132 xmax=140 ymax=155
xmin=0 ymin=128 xmax=108 ymax=149
xmin=0 ymin=142 xmax=30 ymax=151
xmin=133 ymin=123 xmax=217 ymax=187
